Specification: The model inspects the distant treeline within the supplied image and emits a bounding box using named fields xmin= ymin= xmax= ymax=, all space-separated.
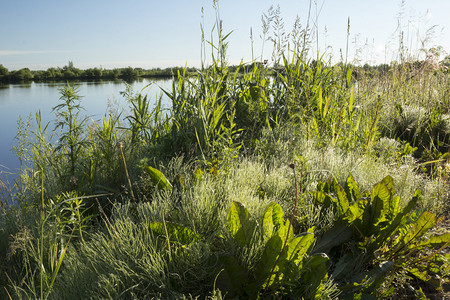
xmin=0 ymin=61 xmax=198 ymax=83
xmin=1 ymin=57 xmax=449 ymax=83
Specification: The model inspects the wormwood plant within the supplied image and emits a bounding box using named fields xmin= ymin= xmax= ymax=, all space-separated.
xmin=312 ymin=175 xmax=450 ymax=298
xmin=53 ymin=84 xmax=89 ymax=184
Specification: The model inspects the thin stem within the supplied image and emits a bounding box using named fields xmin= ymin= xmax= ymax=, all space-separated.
xmin=162 ymin=212 xmax=172 ymax=261
xmin=117 ymin=142 xmax=136 ymax=203
xmin=290 ymin=163 xmax=299 ymax=220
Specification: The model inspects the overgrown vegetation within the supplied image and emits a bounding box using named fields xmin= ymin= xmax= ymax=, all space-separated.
xmin=0 ymin=2 xmax=449 ymax=299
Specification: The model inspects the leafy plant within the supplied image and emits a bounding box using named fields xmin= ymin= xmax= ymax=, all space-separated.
xmin=218 ymin=201 xmax=328 ymax=299
xmin=143 ymin=165 xmax=172 ymax=191
xmin=53 ymin=84 xmax=89 ymax=185
xmin=122 ymin=84 xmax=167 ymax=154
xmin=312 ymin=175 xmax=450 ymax=297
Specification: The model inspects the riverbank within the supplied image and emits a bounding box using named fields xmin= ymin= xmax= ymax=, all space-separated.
xmin=0 ymin=50 xmax=449 ymax=298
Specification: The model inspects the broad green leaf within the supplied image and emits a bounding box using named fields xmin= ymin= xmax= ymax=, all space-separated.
xmin=345 ymin=174 xmax=361 ymax=202
xmin=144 ymin=166 xmax=172 ymax=190
xmin=380 ymin=175 xmax=395 ymax=194
xmin=312 ymin=223 xmax=353 ymax=254
xmin=149 ymin=221 xmax=200 ymax=244
xmin=255 ymin=234 xmax=284 ymax=288
xmin=218 ymin=254 xmax=249 ymax=296
xmin=286 ymin=232 xmax=315 ymax=264
xmin=401 ymin=211 xmax=436 ymax=249
xmin=365 ymin=181 xmax=391 ymax=231
xmin=334 ymin=181 xmax=350 ymax=214
xmin=227 ymin=201 xmax=255 ymax=247
xmin=279 ymin=218 xmax=295 ymax=241
xmin=408 ymin=267 xmax=431 ymax=282
xmin=343 ymin=198 xmax=367 ymax=224
xmin=314 ymin=178 xmax=349 ymax=215
xmin=262 ymin=202 xmax=284 ymax=239
xmin=332 ymin=253 xmax=357 ymax=280
xmin=301 ymin=253 xmax=329 ymax=297
xmin=375 ymin=189 xmax=420 ymax=247
xmin=311 ymin=190 xmax=327 ymax=206
xmin=414 ymin=233 xmax=450 ymax=249
xmin=389 ymin=195 xmax=401 ymax=219
xmin=379 ymin=175 xmax=400 ymax=217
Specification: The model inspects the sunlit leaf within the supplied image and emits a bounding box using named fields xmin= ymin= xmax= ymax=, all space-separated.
xmin=262 ymin=202 xmax=284 ymax=239
xmin=149 ymin=221 xmax=200 ymax=245
xmin=144 ymin=166 xmax=172 ymax=190
xmin=286 ymin=232 xmax=315 ymax=264
xmin=401 ymin=211 xmax=436 ymax=248
xmin=227 ymin=201 xmax=255 ymax=247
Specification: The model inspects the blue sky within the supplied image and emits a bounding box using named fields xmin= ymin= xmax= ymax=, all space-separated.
xmin=1 ymin=0 xmax=449 ymax=70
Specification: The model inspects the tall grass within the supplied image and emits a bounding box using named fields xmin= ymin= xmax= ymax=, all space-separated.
xmin=0 ymin=2 xmax=449 ymax=299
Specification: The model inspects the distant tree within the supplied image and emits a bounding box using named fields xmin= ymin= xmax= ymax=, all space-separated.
xmin=32 ymin=70 xmax=45 ymax=81
xmin=121 ymin=67 xmax=138 ymax=80
xmin=83 ymin=67 xmax=103 ymax=79
xmin=0 ymin=64 xmax=8 ymax=76
xmin=92 ymin=68 xmax=102 ymax=79
xmin=63 ymin=61 xmax=82 ymax=77
xmin=63 ymin=61 xmax=74 ymax=71
xmin=10 ymin=68 xmax=33 ymax=81
xmin=112 ymin=69 xmax=121 ymax=79
xmin=44 ymin=67 xmax=63 ymax=79
xmin=0 ymin=64 xmax=8 ymax=81
xmin=63 ymin=70 xmax=76 ymax=80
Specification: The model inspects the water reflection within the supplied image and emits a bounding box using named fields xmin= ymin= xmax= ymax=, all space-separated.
xmin=0 ymin=78 xmax=173 ymax=178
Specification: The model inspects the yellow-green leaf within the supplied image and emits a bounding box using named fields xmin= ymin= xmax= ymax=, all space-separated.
xmin=144 ymin=166 xmax=172 ymax=190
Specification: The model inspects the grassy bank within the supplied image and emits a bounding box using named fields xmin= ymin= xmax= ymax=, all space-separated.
xmin=1 ymin=9 xmax=449 ymax=299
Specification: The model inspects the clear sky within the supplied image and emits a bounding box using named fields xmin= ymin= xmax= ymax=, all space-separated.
xmin=1 ymin=0 xmax=449 ymax=71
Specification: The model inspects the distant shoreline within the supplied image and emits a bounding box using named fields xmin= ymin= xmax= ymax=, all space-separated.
xmin=0 ymin=63 xmax=198 ymax=84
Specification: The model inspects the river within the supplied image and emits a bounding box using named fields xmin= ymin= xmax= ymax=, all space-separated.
xmin=0 ymin=78 xmax=172 ymax=180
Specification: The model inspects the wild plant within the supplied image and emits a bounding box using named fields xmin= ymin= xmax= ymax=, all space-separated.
xmin=2 ymin=3 xmax=449 ymax=299
xmin=7 ymin=184 xmax=75 ymax=299
xmin=219 ymin=201 xmax=330 ymax=299
xmin=89 ymin=113 xmax=124 ymax=190
xmin=312 ymin=174 xmax=449 ymax=297
xmin=14 ymin=112 xmax=62 ymax=205
xmin=53 ymin=84 xmax=89 ymax=187
xmin=122 ymin=84 xmax=152 ymax=151
xmin=273 ymin=54 xmax=365 ymax=151
xmin=162 ymin=38 xmax=241 ymax=169
xmin=146 ymin=198 xmax=333 ymax=299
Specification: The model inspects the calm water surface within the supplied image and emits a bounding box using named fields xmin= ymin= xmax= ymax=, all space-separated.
xmin=0 ymin=79 xmax=172 ymax=179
